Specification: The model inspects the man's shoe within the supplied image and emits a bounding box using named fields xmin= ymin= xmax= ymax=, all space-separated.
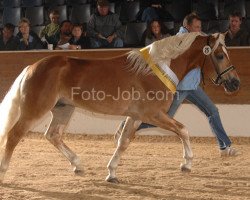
xmin=220 ymin=146 xmax=240 ymax=157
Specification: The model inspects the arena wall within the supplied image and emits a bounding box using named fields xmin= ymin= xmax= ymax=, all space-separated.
xmin=0 ymin=48 xmax=249 ymax=137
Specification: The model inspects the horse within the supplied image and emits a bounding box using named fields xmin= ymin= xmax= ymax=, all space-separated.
xmin=0 ymin=32 xmax=240 ymax=183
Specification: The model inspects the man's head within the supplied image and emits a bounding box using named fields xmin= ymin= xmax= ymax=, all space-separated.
xmin=229 ymin=11 xmax=242 ymax=34
xmin=2 ymin=23 xmax=15 ymax=40
xmin=97 ymin=0 xmax=109 ymax=16
xmin=49 ymin=9 xmax=60 ymax=24
xmin=60 ymin=20 xmax=72 ymax=36
xmin=183 ymin=12 xmax=202 ymax=32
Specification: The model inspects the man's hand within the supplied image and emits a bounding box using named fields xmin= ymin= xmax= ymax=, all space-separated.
xmin=68 ymin=45 xmax=81 ymax=50
xmin=22 ymin=34 xmax=29 ymax=46
xmin=107 ymin=34 xmax=116 ymax=43
xmin=97 ymin=33 xmax=106 ymax=40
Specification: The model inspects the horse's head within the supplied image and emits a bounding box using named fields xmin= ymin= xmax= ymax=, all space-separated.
xmin=203 ymin=33 xmax=240 ymax=93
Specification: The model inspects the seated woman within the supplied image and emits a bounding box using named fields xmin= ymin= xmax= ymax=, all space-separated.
xmin=16 ymin=18 xmax=44 ymax=50
xmin=68 ymin=24 xmax=91 ymax=50
xmin=145 ymin=19 xmax=171 ymax=46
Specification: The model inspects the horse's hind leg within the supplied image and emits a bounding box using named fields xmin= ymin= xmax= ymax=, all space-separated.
xmin=106 ymin=117 xmax=136 ymax=183
xmin=147 ymin=112 xmax=193 ymax=172
xmin=44 ymin=105 xmax=82 ymax=174
xmin=0 ymin=119 xmax=35 ymax=182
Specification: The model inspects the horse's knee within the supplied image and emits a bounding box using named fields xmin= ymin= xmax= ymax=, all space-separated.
xmin=45 ymin=126 xmax=59 ymax=141
xmin=179 ymin=127 xmax=190 ymax=140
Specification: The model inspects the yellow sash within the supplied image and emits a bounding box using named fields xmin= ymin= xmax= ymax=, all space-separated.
xmin=140 ymin=47 xmax=177 ymax=93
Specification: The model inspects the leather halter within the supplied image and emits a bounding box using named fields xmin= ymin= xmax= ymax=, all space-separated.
xmin=201 ymin=36 xmax=235 ymax=86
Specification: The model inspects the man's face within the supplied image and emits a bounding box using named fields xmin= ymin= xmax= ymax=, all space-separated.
xmin=229 ymin=16 xmax=241 ymax=33
xmin=3 ymin=27 xmax=13 ymax=40
xmin=98 ymin=5 xmax=109 ymax=16
xmin=187 ymin=18 xmax=201 ymax=32
xmin=61 ymin=22 xmax=72 ymax=35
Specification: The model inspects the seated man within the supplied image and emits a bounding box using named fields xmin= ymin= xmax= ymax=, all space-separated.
xmin=0 ymin=23 xmax=18 ymax=50
xmin=46 ymin=20 xmax=72 ymax=50
xmin=141 ymin=0 xmax=173 ymax=23
xmin=87 ymin=0 xmax=124 ymax=48
xmin=225 ymin=11 xmax=249 ymax=46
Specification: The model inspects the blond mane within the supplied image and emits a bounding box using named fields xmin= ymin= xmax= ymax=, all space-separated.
xmin=127 ymin=32 xmax=202 ymax=75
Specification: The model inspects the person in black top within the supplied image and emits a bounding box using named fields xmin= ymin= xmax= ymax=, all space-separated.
xmin=0 ymin=23 xmax=18 ymax=51
xmin=68 ymin=24 xmax=90 ymax=50
xmin=225 ymin=11 xmax=249 ymax=46
xmin=47 ymin=20 xmax=73 ymax=50
xmin=139 ymin=0 xmax=173 ymax=23
xmin=16 ymin=18 xmax=44 ymax=50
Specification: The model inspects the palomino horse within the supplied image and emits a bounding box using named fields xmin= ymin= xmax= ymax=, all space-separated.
xmin=0 ymin=32 xmax=239 ymax=183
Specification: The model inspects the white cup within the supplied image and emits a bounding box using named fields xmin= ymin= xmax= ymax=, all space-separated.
xmin=47 ymin=44 xmax=53 ymax=50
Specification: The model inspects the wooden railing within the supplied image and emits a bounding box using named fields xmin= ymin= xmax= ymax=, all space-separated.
xmin=0 ymin=47 xmax=249 ymax=104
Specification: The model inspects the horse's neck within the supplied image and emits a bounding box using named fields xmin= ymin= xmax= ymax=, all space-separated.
xmin=171 ymin=36 xmax=207 ymax=81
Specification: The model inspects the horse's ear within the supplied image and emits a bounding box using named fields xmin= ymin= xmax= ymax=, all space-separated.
xmin=207 ymin=33 xmax=219 ymax=51
xmin=222 ymin=31 xmax=228 ymax=37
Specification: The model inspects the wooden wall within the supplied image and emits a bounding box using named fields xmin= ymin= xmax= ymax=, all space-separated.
xmin=0 ymin=48 xmax=249 ymax=104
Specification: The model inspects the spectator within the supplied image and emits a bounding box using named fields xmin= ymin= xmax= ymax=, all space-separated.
xmin=46 ymin=20 xmax=72 ymax=49
xmin=68 ymin=24 xmax=91 ymax=50
xmin=40 ymin=9 xmax=60 ymax=39
xmin=145 ymin=19 xmax=170 ymax=46
xmin=87 ymin=0 xmax=124 ymax=48
xmin=16 ymin=18 xmax=44 ymax=50
xmin=140 ymin=0 xmax=173 ymax=23
xmin=0 ymin=23 xmax=18 ymax=51
xmin=225 ymin=11 xmax=249 ymax=46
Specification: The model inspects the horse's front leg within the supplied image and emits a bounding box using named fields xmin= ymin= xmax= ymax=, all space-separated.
xmin=106 ymin=116 xmax=135 ymax=183
xmin=114 ymin=118 xmax=141 ymax=145
xmin=147 ymin=112 xmax=193 ymax=172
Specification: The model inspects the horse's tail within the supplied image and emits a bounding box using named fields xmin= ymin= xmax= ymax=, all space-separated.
xmin=0 ymin=67 xmax=28 ymax=148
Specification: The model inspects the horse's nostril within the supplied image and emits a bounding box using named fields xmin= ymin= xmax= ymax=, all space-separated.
xmin=232 ymin=78 xmax=240 ymax=90
xmin=224 ymin=78 xmax=240 ymax=92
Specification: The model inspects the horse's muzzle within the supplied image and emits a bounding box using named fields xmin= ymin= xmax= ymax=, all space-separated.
xmin=224 ymin=78 xmax=240 ymax=93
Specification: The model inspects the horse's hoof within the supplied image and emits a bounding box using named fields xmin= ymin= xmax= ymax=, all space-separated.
xmin=106 ymin=176 xmax=120 ymax=184
xmin=74 ymin=168 xmax=84 ymax=176
xmin=180 ymin=163 xmax=191 ymax=173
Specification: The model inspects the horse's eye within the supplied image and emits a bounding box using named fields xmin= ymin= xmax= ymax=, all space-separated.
xmin=216 ymin=54 xmax=224 ymax=60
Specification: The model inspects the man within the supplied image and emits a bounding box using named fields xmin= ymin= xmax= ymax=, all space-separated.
xmin=0 ymin=23 xmax=18 ymax=50
xmin=87 ymin=0 xmax=124 ymax=48
xmin=225 ymin=11 xmax=249 ymax=46
xmin=117 ymin=12 xmax=238 ymax=157
xmin=46 ymin=20 xmax=72 ymax=49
